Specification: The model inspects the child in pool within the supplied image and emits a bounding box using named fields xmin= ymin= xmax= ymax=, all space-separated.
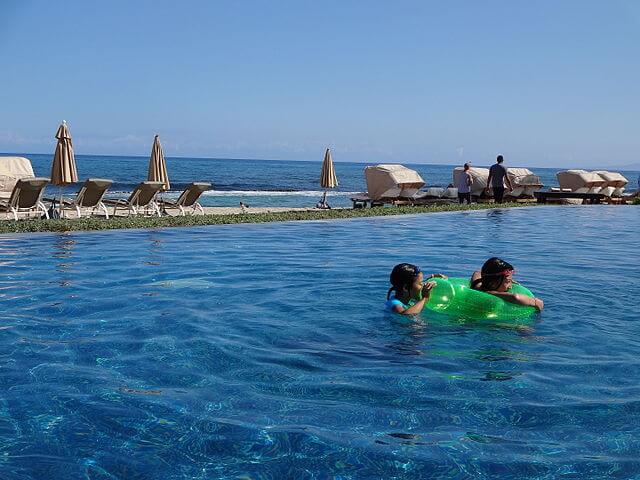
xmin=386 ymin=263 xmax=447 ymax=315
xmin=470 ymin=257 xmax=544 ymax=311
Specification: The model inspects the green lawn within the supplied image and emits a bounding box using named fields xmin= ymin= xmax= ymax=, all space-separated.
xmin=0 ymin=202 xmax=539 ymax=234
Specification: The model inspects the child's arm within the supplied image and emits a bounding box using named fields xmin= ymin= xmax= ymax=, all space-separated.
xmin=470 ymin=270 xmax=481 ymax=285
xmin=394 ymin=281 xmax=437 ymax=315
xmin=486 ymin=291 xmax=544 ymax=311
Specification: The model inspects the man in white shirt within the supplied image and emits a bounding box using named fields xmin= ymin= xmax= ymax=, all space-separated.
xmin=457 ymin=163 xmax=473 ymax=204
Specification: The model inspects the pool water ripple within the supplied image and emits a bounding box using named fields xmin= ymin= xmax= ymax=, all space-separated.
xmin=1 ymin=206 xmax=640 ymax=478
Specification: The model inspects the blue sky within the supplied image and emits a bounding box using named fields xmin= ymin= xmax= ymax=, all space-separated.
xmin=1 ymin=0 xmax=638 ymax=167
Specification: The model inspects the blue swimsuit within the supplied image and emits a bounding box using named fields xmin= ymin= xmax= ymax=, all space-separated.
xmin=385 ymin=297 xmax=416 ymax=312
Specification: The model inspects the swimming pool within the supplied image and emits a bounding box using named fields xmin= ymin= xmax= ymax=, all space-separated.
xmin=1 ymin=206 xmax=638 ymax=478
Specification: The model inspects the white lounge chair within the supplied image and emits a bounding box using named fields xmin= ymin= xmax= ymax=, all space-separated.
xmin=160 ymin=182 xmax=211 ymax=216
xmin=0 ymin=177 xmax=50 ymax=220
xmin=47 ymin=178 xmax=113 ymax=218
xmin=103 ymin=181 xmax=164 ymax=217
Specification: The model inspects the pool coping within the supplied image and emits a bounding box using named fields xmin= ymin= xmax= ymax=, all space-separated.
xmin=0 ymin=203 xmax=628 ymax=237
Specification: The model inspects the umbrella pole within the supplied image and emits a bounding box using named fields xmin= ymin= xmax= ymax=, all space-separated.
xmin=322 ymin=190 xmax=327 ymax=206
xmin=159 ymin=191 xmax=167 ymax=215
xmin=58 ymin=187 xmax=64 ymax=219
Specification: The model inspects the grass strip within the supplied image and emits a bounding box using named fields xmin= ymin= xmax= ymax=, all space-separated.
xmin=0 ymin=202 xmax=536 ymax=234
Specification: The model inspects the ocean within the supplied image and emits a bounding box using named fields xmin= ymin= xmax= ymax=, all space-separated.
xmin=5 ymin=153 xmax=640 ymax=208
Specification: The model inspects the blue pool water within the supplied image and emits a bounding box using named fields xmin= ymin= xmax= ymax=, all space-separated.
xmin=1 ymin=206 xmax=639 ymax=478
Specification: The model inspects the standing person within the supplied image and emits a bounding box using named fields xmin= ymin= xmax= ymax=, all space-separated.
xmin=486 ymin=155 xmax=513 ymax=204
xmin=457 ymin=163 xmax=473 ymax=204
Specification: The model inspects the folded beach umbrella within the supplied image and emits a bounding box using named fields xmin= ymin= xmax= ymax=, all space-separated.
xmin=319 ymin=148 xmax=338 ymax=207
xmin=147 ymin=134 xmax=170 ymax=191
xmin=51 ymin=121 xmax=78 ymax=186
xmin=51 ymin=120 xmax=79 ymax=217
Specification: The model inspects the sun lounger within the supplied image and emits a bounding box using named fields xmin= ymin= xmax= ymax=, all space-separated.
xmin=404 ymin=187 xmax=457 ymax=205
xmin=0 ymin=177 xmax=50 ymax=220
xmin=46 ymin=178 xmax=113 ymax=219
xmin=593 ymin=171 xmax=628 ymax=198
xmin=0 ymin=157 xmax=36 ymax=202
xmin=534 ymin=190 xmax=605 ymax=204
xmin=505 ymin=168 xmax=543 ymax=198
xmin=103 ymin=181 xmax=164 ymax=217
xmin=352 ymin=186 xmax=460 ymax=208
xmin=350 ymin=193 xmax=386 ymax=208
xmin=442 ymin=187 xmax=458 ymax=199
xmin=351 ymin=164 xmax=427 ymax=208
xmin=364 ymin=164 xmax=426 ymax=200
xmin=420 ymin=187 xmax=446 ymax=198
xmin=160 ymin=182 xmax=211 ymax=216
xmin=557 ymin=170 xmax=607 ymax=194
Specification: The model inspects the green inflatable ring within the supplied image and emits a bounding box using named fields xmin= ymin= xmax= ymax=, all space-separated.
xmin=424 ymin=277 xmax=536 ymax=321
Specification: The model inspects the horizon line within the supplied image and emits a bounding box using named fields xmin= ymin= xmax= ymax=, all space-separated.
xmin=1 ymin=151 xmax=638 ymax=172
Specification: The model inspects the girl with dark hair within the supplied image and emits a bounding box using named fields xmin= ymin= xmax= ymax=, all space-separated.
xmin=470 ymin=257 xmax=543 ymax=311
xmin=386 ymin=263 xmax=447 ymax=315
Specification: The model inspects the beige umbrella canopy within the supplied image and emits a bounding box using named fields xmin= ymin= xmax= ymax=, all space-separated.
xmin=319 ymin=148 xmax=338 ymax=208
xmin=50 ymin=121 xmax=79 ymax=218
xmin=148 ymin=135 xmax=170 ymax=191
xmin=51 ymin=121 xmax=78 ymax=186
xmin=320 ymin=148 xmax=338 ymax=188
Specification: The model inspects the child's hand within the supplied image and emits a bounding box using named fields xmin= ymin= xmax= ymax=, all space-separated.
xmin=421 ymin=281 xmax=436 ymax=299
xmin=428 ymin=273 xmax=448 ymax=280
xmin=533 ymin=298 xmax=544 ymax=311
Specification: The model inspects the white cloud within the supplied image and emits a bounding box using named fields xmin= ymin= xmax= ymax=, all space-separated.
xmin=0 ymin=131 xmax=50 ymax=149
